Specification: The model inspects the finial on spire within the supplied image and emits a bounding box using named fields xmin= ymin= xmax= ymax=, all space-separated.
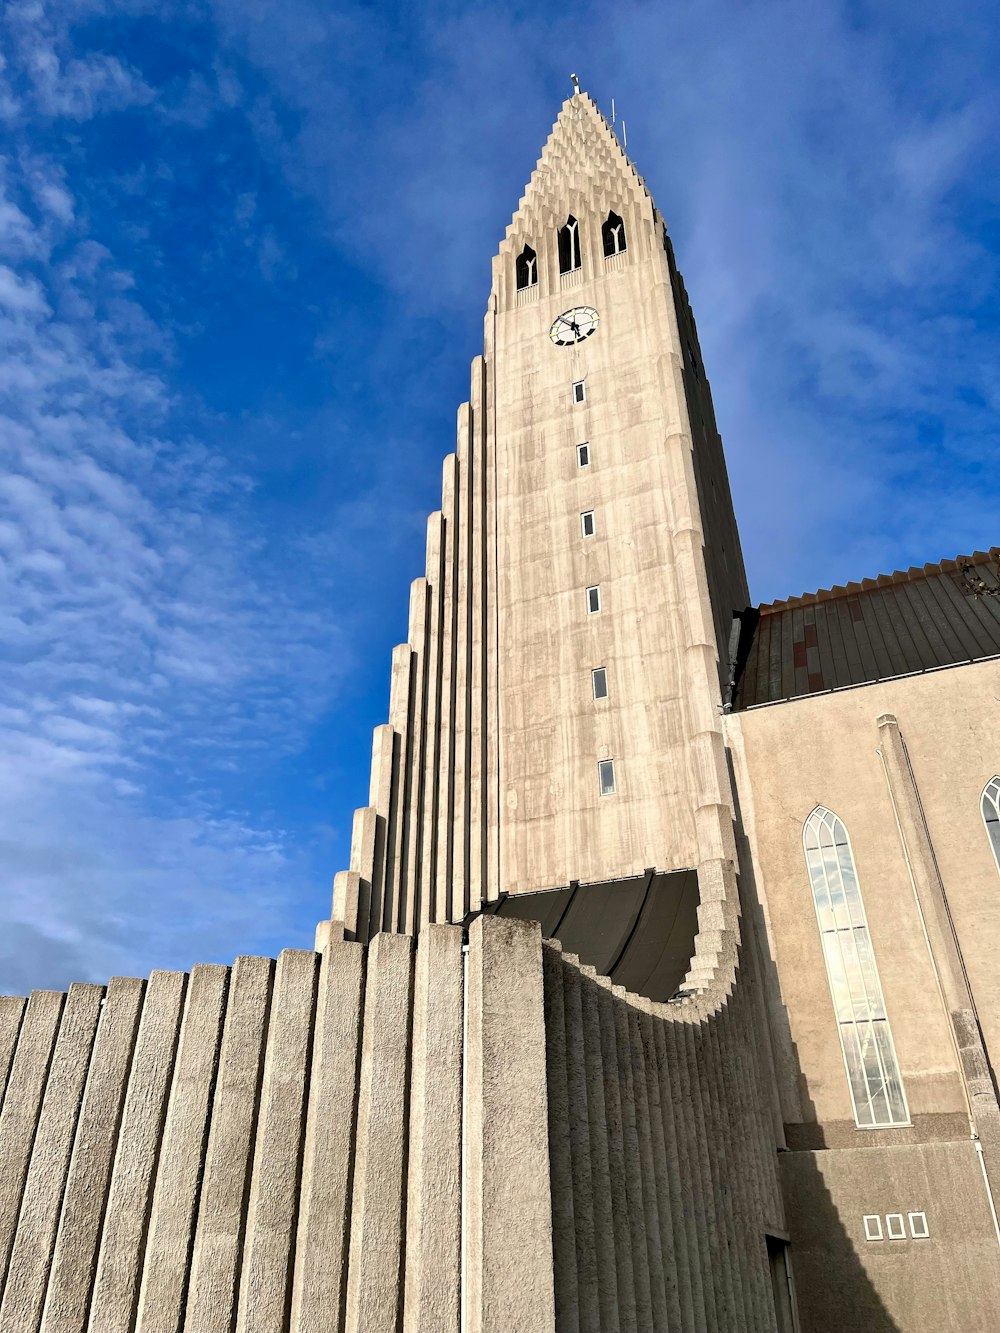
xmin=570 ymin=73 xmax=581 ymax=95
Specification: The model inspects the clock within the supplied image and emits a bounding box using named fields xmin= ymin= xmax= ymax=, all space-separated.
xmin=549 ymin=305 xmax=600 ymax=346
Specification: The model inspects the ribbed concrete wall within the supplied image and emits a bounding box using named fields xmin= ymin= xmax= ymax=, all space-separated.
xmin=0 ymin=921 xmax=559 ymax=1333
xmin=0 ymin=917 xmax=781 ymax=1332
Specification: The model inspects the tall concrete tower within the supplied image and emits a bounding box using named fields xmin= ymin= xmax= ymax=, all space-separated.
xmin=332 ymin=88 xmax=749 ymax=1005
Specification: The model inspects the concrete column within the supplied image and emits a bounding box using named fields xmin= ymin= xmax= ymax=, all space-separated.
xmin=237 ymin=949 xmax=319 ymax=1333
xmin=186 ymin=955 xmax=274 ymax=1332
xmin=0 ymin=997 xmax=26 ymax=1105
xmin=345 ymin=933 xmax=414 ymax=1333
xmin=0 ymin=990 xmax=64 ymax=1293
xmin=87 ymin=970 xmax=187 ymax=1332
xmin=134 ymin=964 xmax=228 ymax=1333
xmin=41 ymin=976 xmax=145 ymax=1333
xmin=465 ymin=917 xmax=556 ymax=1333
xmin=291 ymin=938 xmax=365 ymax=1333
xmin=877 ymin=713 xmax=1000 ymax=1129
xmin=0 ymin=984 xmax=102 ymax=1333
xmin=403 ymin=925 xmax=463 ymax=1332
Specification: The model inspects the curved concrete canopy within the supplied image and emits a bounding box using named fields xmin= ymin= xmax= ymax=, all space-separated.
xmin=470 ymin=869 xmax=700 ymax=1002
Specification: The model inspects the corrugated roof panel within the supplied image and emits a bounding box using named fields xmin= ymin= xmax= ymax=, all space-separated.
xmin=730 ymin=547 xmax=1000 ymax=710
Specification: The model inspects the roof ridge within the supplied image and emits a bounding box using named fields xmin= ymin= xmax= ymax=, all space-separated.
xmin=759 ymin=546 xmax=1000 ymax=613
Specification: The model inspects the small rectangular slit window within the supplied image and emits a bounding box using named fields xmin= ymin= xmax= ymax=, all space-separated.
xmin=577 ymin=443 xmax=590 ymax=467
xmin=586 ymin=585 xmax=601 ymax=614
xmin=598 ymin=759 xmax=616 ymax=796
xmin=863 ymin=1215 xmax=883 ymax=1242
xmin=908 ymin=1212 xmax=928 ymax=1240
xmin=573 ymin=380 xmax=586 ymax=404
xmin=581 ymin=510 xmax=595 ymax=537
xmin=885 ymin=1214 xmax=906 ymax=1241
xmin=592 ymin=667 xmax=608 ymax=699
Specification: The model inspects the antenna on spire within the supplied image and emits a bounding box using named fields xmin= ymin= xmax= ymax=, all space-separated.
xmin=570 ymin=72 xmax=581 ymax=95
xmin=611 ymin=97 xmax=616 ymax=125
xmin=621 ymin=119 xmax=628 ymax=150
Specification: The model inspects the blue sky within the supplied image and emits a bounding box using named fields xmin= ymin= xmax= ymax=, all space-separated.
xmin=1 ymin=0 xmax=997 ymax=990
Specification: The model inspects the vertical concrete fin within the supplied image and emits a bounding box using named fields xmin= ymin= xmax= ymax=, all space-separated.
xmin=467 ymin=357 xmax=489 ymax=917
xmin=0 ymin=983 xmax=102 ymax=1333
xmin=400 ymin=580 xmax=430 ymax=936
xmin=418 ymin=512 xmax=445 ymax=928
xmin=291 ymin=939 xmax=366 ymax=1333
xmin=185 ymin=955 xmax=274 ymax=1333
xmin=542 ymin=943 xmax=579 ymax=1333
xmin=87 ymin=970 xmax=187 ymax=1333
xmin=465 ymin=918 xmax=556 ymax=1333
xmin=366 ymin=724 xmax=396 ymax=937
xmin=348 ymin=807 xmax=378 ymax=945
xmin=435 ymin=454 xmax=459 ymax=924
xmin=236 ymin=949 xmax=319 ymax=1333
xmin=345 ymin=933 xmax=414 ymax=1333
xmin=41 ymin=976 xmax=145 ymax=1333
xmin=403 ymin=926 xmax=463 ymax=1332
xmin=0 ymin=990 xmax=64 ymax=1296
xmin=578 ymin=967 xmax=619 ymax=1329
xmin=0 ymin=997 xmax=27 ymax=1112
xmin=134 ymin=964 xmax=229 ymax=1333
xmin=450 ymin=405 xmax=473 ymax=926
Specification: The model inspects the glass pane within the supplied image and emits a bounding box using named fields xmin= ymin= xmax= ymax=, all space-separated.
xmin=841 ymin=1025 xmax=874 ymax=1126
xmin=874 ymin=1021 xmax=908 ymax=1123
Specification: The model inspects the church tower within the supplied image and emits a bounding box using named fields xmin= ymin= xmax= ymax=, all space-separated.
xmin=332 ymin=89 xmax=749 ymax=996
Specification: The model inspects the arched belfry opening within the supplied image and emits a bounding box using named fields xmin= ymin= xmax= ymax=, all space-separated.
xmin=557 ymin=215 xmax=581 ymax=274
xmin=602 ymin=210 xmax=627 ymax=257
xmin=515 ymin=244 xmax=538 ymax=290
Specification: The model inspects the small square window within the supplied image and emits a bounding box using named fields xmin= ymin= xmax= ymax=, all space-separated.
xmin=573 ymin=380 xmax=586 ymax=404
xmin=863 ymin=1215 xmax=883 ymax=1242
xmin=908 ymin=1211 xmax=928 ymax=1240
xmin=577 ymin=443 xmax=590 ymax=467
xmin=885 ymin=1214 xmax=906 ymax=1241
xmin=592 ymin=667 xmax=608 ymax=699
xmin=598 ymin=759 xmax=616 ymax=796
xmin=581 ymin=510 xmax=595 ymax=538
xmin=586 ymin=585 xmax=601 ymax=614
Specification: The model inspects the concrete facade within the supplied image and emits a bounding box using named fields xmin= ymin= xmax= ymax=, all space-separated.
xmin=1 ymin=86 xmax=999 ymax=1331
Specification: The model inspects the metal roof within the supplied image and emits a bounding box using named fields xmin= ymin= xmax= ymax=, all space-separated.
xmin=728 ymin=548 xmax=1000 ymax=711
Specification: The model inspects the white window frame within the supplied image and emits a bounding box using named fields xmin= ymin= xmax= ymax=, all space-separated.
xmin=592 ymin=667 xmax=608 ymax=700
xmin=863 ymin=1215 xmax=883 ymax=1242
xmin=586 ymin=585 xmax=601 ymax=614
xmin=982 ymin=777 xmax=1000 ymax=874
xmin=577 ymin=442 xmax=590 ymax=467
xmin=581 ymin=510 xmax=596 ymax=538
xmin=598 ymin=759 xmax=616 ymax=796
xmin=908 ymin=1211 xmax=929 ymax=1240
xmin=885 ymin=1214 xmax=906 ymax=1240
xmin=803 ymin=807 xmax=909 ymax=1128
xmin=573 ymin=380 xmax=586 ymax=404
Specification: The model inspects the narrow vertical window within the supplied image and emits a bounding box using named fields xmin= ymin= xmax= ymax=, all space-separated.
xmin=515 ymin=244 xmax=537 ymax=290
xmin=602 ymin=211 xmax=627 ymax=257
xmin=558 ymin=215 xmax=582 ymax=273
xmin=598 ymin=759 xmax=616 ymax=795
xmin=586 ymin=585 xmax=601 ymax=614
xmin=592 ymin=667 xmax=608 ymax=699
xmin=803 ymin=807 xmax=908 ymax=1128
xmin=982 ymin=777 xmax=1000 ymax=872
xmin=576 ymin=442 xmax=590 ymax=467
xmin=580 ymin=510 xmax=595 ymax=537
xmin=573 ymin=380 xmax=586 ymax=404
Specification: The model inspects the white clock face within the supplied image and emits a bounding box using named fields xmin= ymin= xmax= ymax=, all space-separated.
xmin=549 ymin=305 xmax=600 ymax=346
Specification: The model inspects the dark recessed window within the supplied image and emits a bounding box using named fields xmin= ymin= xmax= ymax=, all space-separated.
xmin=577 ymin=442 xmax=590 ymax=467
xmin=598 ymin=759 xmax=616 ymax=795
xmin=558 ymin=215 xmax=581 ymax=274
xmin=516 ymin=244 xmax=538 ymax=290
xmin=602 ymin=211 xmax=627 ymax=257
xmin=581 ymin=510 xmax=595 ymax=538
xmin=586 ymin=585 xmax=601 ymax=614
xmin=592 ymin=667 xmax=608 ymax=699
xmin=573 ymin=380 xmax=586 ymax=404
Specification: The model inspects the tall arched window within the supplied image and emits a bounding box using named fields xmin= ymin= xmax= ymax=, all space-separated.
xmin=803 ymin=807 xmax=908 ymax=1127
xmin=516 ymin=244 xmax=537 ymax=290
xmin=982 ymin=777 xmax=1000 ymax=872
xmin=558 ymin=216 xmax=581 ymax=274
xmin=602 ymin=211 xmax=627 ymax=257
